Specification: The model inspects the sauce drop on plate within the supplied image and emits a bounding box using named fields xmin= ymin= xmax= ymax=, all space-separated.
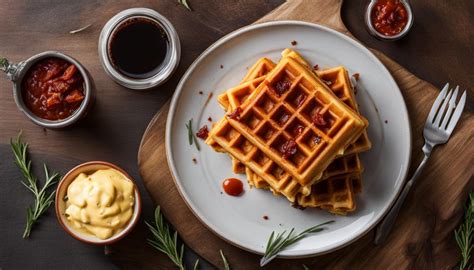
xmin=222 ymin=178 xmax=244 ymax=196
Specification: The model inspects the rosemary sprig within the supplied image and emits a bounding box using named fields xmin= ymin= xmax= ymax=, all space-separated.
xmin=220 ymin=249 xmax=230 ymax=270
xmin=178 ymin=0 xmax=192 ymax=11
xmin=260 ymin=220 xmax=335 ymax=266
xmin=455 ymin=191 xmax=473 ymax=270
xmin=10 ymin=134 xmax=60 ymax=238
xmin=145 ymin=206 xmax=186 ymax=270
xmin=146 ymin=206 xmax=231 ymax=269
xmin=185 ymin=119 xmax=200 ymax=151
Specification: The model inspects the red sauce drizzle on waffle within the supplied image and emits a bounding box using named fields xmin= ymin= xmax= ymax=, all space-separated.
xmin=196 ymin=125 xmax=209 ymax=139
xmin=273 ymin=80 xmax=291 ymax=96
xmin=227 ymin=107 xmax=242 ymax=121
xmin=280 ymin=139 xmax=297 ymax=158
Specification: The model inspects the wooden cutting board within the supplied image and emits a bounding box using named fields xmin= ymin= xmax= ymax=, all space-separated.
xmin=138 ymin=0 xmax=474 ymax=268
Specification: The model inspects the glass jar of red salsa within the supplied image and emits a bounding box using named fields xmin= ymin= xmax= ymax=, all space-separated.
xmin=365 ymin=0 xmax=413 ymax=41
xmin=22 ymin=57 xmax=85 ymax=120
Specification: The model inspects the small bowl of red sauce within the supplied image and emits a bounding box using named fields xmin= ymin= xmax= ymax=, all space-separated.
xmin=1 ymin=51 xmax=93 ymax=128
xmin=365 ymin=0 xmax=414 ymax=41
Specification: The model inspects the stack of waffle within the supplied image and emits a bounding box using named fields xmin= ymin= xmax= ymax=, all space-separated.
xmin=206 ymin=49 xmax=371 ymax=214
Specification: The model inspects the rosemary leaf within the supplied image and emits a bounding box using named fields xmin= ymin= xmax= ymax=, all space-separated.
xmin=193 ymin=259 xmax=200 ymax=270
xmin=10 ymin=134 xmax=60 ymax=238
xmin=69 ymin=23 xmax=92 ymax=34
xmin=455 ymin=191 xmax=473 ymax=270
xmin=186 ymin=118 xmax=201 ymax=151
xmin=178 ymin=0 xmax=192 ymax=11
xmin=0 ymin=57 xmax=8 ymax=68
xmin=260 ymin=220 xmax=334 ymax=266
xmin=220 ymin=249 xmax=230 ymax=270
xmin=303 ymin=264 xmax=309 ymax=270
xmin=146 ymin=206 xmax=185 ymax=270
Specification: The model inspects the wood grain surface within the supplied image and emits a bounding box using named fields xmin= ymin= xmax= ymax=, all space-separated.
xmin=0 ymin=0 xmax=472 ymax=269
xmin=137 ymin=0 xmax=474 ymax=269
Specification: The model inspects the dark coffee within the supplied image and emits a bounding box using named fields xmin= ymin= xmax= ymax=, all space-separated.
xmin=109 ymin=17 xmax=169 ymax=79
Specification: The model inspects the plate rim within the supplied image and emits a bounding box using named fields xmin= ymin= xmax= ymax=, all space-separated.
xmin=165 ymin=20 xmax=412 ymax=257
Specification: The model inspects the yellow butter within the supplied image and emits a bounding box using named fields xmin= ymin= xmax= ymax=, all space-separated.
xmin=65 ymin=168 xmax=135 ymax=239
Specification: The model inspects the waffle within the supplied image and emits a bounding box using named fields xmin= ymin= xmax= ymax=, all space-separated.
xmin=223 ymin=52 xmax=370 ymax=188
xmin=217 ymin=56 xmax=368 ymax=187
xmin=281 ymin=48 xmax=371 ymax=155
xmin=206 ymin=58 xmax=276 ymax=172
xmin=232 ymin=65 xmax=371 ymax=184
xmin=207 ymin=50 xmax=369 ymax=211
xmin=217 ymin=58 xmax=276 ymax=111
xmin=212 ymin=53 xmax=370 ymax=175
xmin=210 ymin=83 xmax=310 ymax=201
xmin=296 ymin=173 xmax=362 ymax=214
xmin=248 ymin=153 xmax=363 ymax=190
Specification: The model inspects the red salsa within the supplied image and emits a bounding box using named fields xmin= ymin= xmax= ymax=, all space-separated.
xmin=222 ymin=178 xmax=244 ymax=196
xmin=371 ymin=0 xmax=408 ymax=36
xmin=22 ymin=57 xmax=85 ymax=120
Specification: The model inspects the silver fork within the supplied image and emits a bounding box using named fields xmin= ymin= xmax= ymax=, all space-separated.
xmin=374 ymin=83 xmax=467 ymax=244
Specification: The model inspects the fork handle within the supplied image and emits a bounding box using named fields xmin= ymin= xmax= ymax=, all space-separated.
xmin=374 ymin=144 xmax=432 ymax=244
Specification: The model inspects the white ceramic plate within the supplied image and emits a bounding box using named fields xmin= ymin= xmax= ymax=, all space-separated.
xmin=166 ymin=21 xmax=411 ymax=257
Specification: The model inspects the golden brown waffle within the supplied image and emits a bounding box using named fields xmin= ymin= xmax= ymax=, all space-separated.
xmin=248 ymin=153 xmax=363 ymax=189
xmin=219 ymin=56 xmax=368 ymax=187
xmin=237 ymin=66 xmax=371 ymax=185
xmin=316 ymin=67 xmax=371 ymax=154
xmin=207 ymin=50 xmax=368 ymax=212
xmin=296 ymin=173 xmax=362 ymax=214
xmin=210 ymin=84 xmax=310 ymax=201
xmin=206 ymin=58 xmax=276 ymax=172
xmin=282 ymin=48 xmax=371 ymax=155
xmin=222 ymin=52 xmax=370 ymax=190
xmin=217 ymin=58 xmax=276 ymax=111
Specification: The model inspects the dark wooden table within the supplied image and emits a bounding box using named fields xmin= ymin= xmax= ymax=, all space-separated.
xmin=0 ymin=0 xmax=472 ymax=269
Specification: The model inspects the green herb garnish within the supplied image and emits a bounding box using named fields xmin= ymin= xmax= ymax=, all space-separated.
xmin=146 ymin=206 xmax=232 ymax=269
xmin=260 ymin=220 xmax=334 ymax=266
xmin=146 ymin=206 xmax=186 ymax=269
xmin=185 ymin=119 xmax=200 ymax=151
xmin=0 ymin=57 xmax=7 ymax=67
xmin=11 ymin=134 xmax=60 ymax=238
xmin=455 ymin=191 xmax=473 ymax=270
xmin=220 ymin=249 xmax=230 ymax=270
xmin=178 ymin=0 xmax=192 ymax=11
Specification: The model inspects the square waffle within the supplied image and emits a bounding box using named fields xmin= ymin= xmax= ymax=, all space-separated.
xmin=210 ymin=84 xmax=311 ymax=201
xmin=218 ymin=56 xmax=368 ymax=187
xmin=207 ymin=50 xmax=369 ymax=212
xmin=212 ymin=53 xmax=370 ymax=174
xmin=225 ymin=64 xmax=371 ymax=177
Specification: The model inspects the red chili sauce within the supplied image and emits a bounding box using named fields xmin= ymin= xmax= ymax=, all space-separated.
xmin=22 ymin=58 xmax=85 ymax=120
xmin=222 ymin=178 xmax=244 ymax=196
xmin=371 ymin=0 xmax=408 ymax=36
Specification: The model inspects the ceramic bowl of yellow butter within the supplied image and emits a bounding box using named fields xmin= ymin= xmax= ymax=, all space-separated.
xmin=55 ymin=161 xmax=141 ymax=245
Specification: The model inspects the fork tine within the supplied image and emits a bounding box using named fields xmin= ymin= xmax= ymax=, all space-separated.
xmin=441 ymin=86 xmax=459 ymax=129
xmin=446 ymin=90 xmax=467 ymax=134
xmin=433 ymin=89 xmax=453 ymax=127
xmin=427 ymin=83 xmax=448 ymax=124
